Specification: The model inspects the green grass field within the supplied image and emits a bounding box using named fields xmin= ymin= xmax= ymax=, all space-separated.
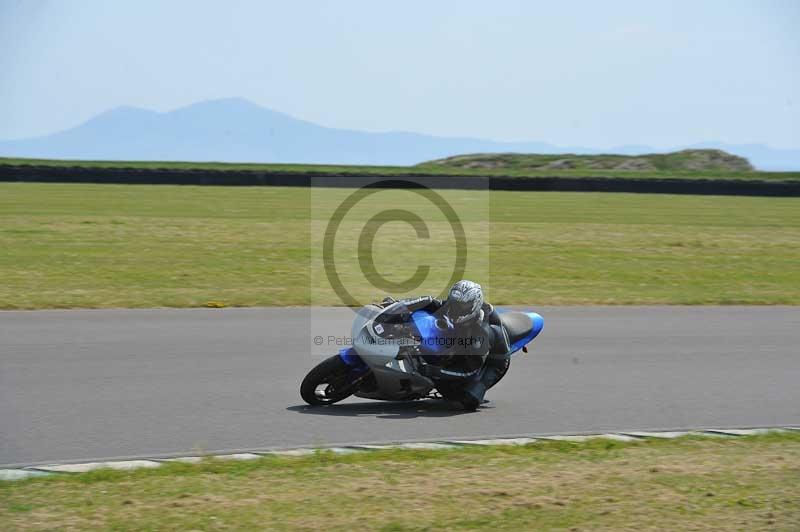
xmin=2 ymin=433 xmax=798 ymax=531
xmin=3 ymin=156 xmax=800 ymax=181
xmin=1 ymin=182 xmax=799 ymax=309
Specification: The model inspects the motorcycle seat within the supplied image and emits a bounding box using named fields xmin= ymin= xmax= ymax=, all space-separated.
xmin=499 ymin=312 xmax=534 ymax=345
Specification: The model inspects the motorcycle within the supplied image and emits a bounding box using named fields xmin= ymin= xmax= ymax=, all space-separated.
xmin=300 ymin=301 xmax=543 ymax=410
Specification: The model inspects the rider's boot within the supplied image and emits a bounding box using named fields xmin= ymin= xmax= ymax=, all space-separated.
xmin=460 ymin=370 xmax=491 ymax=410
xmin=459 ymin=354 xmax=510 ymax=410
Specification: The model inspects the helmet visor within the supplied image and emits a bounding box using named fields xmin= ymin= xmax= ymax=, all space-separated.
xmin=444 ymin=300 xmax=476 ymax=323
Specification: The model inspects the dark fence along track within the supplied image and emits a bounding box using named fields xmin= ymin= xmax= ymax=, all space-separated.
xmin=2 ymin=164 xmax=799 ymax=197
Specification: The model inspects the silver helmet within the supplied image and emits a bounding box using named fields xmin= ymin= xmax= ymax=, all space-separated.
xmin=444 ymin=280 xmax=484 ymax=325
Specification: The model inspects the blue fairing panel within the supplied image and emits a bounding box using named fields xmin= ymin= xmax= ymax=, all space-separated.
xmin=338 ymin=347 xmax=367 ymax=369
xmin=411 ymin=310 xmax=448 ymax=354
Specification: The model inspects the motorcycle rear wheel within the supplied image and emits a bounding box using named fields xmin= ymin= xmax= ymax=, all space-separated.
xmin=300 ymin=355 xmax=360 ymax=406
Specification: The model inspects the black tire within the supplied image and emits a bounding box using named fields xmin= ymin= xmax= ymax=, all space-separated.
xmin=300 ymin=355 xmax=359 ymax=406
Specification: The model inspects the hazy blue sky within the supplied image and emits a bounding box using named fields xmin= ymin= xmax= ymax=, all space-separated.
xmin=1 ymin=0 xmax=798 ymax=148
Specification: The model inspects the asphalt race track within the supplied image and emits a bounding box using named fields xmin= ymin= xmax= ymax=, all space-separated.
xmin=2 ymin=306 xmax=799 ymax=467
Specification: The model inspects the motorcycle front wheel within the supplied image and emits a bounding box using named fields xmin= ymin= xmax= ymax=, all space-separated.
xmin=300 ymin=355 xmax=360 ymax=406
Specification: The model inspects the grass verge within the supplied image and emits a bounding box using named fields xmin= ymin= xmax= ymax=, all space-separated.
xmin=1 ymin=183 xmax=799 ymax=308
xmin=1 ymin=432 xmax=798 ymax=530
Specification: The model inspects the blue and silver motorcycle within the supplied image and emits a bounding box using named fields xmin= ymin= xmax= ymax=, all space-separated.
xmin=300 ymin=302 xmax=543 ymax=410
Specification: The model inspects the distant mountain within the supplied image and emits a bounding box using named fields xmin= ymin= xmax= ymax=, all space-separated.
xmin=0 ymin=98 xmax=798 ymax=170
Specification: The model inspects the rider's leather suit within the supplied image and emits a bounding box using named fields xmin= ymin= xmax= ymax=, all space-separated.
xmin=375 ymin=295 xmax=511 ymax=407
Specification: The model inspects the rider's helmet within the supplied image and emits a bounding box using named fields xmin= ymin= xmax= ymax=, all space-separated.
xmin=443 ymin=280 xmax=484 ymax=326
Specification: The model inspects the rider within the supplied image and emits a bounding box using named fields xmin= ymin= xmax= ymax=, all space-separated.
xmin=377 ymin=280 xmax=511 ymax=409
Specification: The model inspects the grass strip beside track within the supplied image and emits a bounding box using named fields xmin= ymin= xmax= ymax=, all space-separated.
xmin=1 ymin=183 xmax=799 ymax=308
xmin=1 ymin=433 xmax=798 ymax=530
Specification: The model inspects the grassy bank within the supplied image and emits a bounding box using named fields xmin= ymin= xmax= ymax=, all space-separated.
xmin=422 ymin=149 xmax=755 ymax=173
xmin=1 ymin=183 xmax=799 ymax=308
xmin=3 ymin=156 xmax=799 ymax=181
xmin=2 ymin=433 xmax=798 ymax=530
